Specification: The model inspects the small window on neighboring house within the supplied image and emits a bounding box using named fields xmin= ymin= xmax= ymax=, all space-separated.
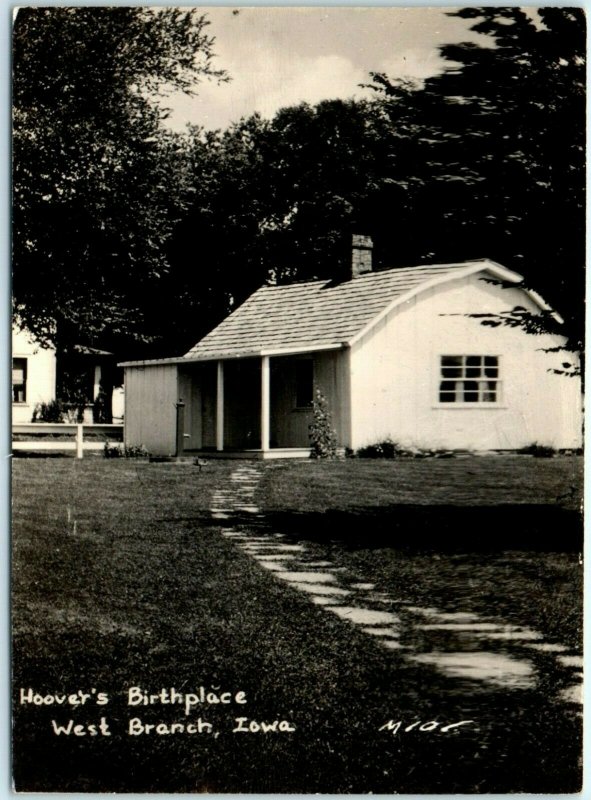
xmin=295 ymin=360 xmax=313 ymax=408
xmin=12 ymin=358 xmax=27 ymax=403
xmin=439 ymin=355 xmax=500 ymax=404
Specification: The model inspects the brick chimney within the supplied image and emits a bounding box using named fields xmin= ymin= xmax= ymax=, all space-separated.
xmin=351 ymin=234 xmax=373 ymax=278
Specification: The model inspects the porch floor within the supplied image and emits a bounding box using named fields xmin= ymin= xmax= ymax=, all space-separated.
xmin=184 ymin=448 xmax=313 ymax=460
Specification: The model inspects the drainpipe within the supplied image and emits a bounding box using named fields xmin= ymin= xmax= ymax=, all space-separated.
xmin=175 ymin=398 xmax=185 ymax=457
xmin=216 ymin=361 xmax=224 ymax=451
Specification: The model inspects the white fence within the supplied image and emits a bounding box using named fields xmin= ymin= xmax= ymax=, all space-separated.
xmin=12 ymin=423 xmax=124 ymax=459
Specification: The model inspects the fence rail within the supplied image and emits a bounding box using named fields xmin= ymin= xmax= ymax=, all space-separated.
xmin=12 ymin=423 xmax=124 ymax=459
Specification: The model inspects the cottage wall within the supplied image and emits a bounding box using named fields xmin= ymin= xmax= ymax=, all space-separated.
xmin=124 ymin=364 xmax=178 ymax=455
xmin=12 ymin=326 xmax=56 ymax=423
xmin=349 ymin=274 xmax=582 ymax=451
xmin=269 ymin=357 xmax=310 ymax=447
xmin=270 ymin=350 xmax=348 ymax=448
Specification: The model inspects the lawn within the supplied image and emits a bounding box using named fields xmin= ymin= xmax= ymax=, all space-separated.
xmin=12 ymin=455 xmax=583 ymax=793
xmin=256 ymin=455 xmax=584 ymax=649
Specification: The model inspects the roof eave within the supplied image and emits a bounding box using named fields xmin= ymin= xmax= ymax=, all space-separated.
xmin=119 ymin=341 xmax=347 ymax=368
xmin=348 ymin=260 xmax=528 ymax=346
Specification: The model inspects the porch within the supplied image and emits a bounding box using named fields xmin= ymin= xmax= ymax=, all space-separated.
xmin=176 ymin=349 xmax=347 ymax=458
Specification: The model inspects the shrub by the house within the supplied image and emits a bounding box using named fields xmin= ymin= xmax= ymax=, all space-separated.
xmin=309 ymin=388 xmax=338 ymax=459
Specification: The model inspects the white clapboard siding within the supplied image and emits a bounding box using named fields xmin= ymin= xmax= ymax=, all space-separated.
xmin=12 ymin=327 xmax=57 ymax=424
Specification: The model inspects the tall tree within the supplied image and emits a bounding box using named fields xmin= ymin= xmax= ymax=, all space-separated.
xmin=370 ymin=7 xmax=585 ymax=347
xmin=162 ymin=98 xmax=416 ymax=356
xmin=13 ymin=6 xmax=226 ymax=352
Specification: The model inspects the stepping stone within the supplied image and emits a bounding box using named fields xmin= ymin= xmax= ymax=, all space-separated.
xmin=472 ymin=629 xmax=542 ymax=641
xmin=325 ymin=607 xmax=401 ymax=626
xmin=408 ymin=651 xmax=535 ymax=690
xmin=419 ymin=622 xmax=504 ymax=631
xmin=406 ymin=607 xmax=440 ymax=616
xmin=557 ymin=654 xmax=584 ymax=669
xmin=275 ymin=571 xmax=337 ymax=584
xmin=525 ymin=642 xmax=568 ymax=653
xmin=287 ymin=583 xmax=351 ymax=596
xmin=559 ymin=684 xmax=583 ymax=705
xmin=252 ymin=553 xmax=297 ymax=561
xmin=382 ymin=640 xmax=404 ymax=650
xmin=362 ymin=627 xmax=400 ymax=638
xmin=268 ymin=544 xmax=306 ymax=552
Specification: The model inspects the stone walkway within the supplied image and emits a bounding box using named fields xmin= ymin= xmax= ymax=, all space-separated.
xmin=211 ymin=464 xmax=583 ymax=707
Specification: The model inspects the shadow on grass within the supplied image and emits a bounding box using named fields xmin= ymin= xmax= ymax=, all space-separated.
xmin=264 ymin=504 xmax=583 ymax=552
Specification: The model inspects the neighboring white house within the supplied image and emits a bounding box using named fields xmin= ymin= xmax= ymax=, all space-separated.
xmin=12 ymin=325 xmax=57 ymax=424
xmin=120 ymin=238 xmax=582 ymax=457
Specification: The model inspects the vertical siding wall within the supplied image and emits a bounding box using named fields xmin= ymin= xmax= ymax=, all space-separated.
xmin=178 ymin=366 xmax=206 ymax=450
xmin=270 ymin=351 xmax=348 ymax=449
xmin=124 ymin=364 xmax=179 ymax=455
xmin=270 ymin=356 xmax=312 ymax=447
xmin=350 ymin=275 xmax=582 ymax=451
xmin=12 ymin=327 xmax=56 ymax=423
xmin=315 ymin=350 xmax=350 ymax=448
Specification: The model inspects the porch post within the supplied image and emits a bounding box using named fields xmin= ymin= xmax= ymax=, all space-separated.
xmin=93 ymin=365 xmax=102 ymax=401
xmin=261 ymin=355 xmax=270 ymax=452
xmin=216 ymin=361 xmax=224 ymax=451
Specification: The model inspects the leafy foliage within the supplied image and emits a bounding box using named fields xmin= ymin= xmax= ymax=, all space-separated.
xmin=368 ymin=7 xmax=585 ymax=349
xmin=103 ymin=442 xmax=149 ymax=459
xmin=13 ymin=7 xmax=584 ymax=361
xmin=13 ymin=6 xmax=226 ymax=352
xmin=308 ymin=388 xmax=338 ymax=459
xmin=518 ymin=443 xmax=557 ymax=458
xmin=31 ymin=401 xmax=65 ymax=423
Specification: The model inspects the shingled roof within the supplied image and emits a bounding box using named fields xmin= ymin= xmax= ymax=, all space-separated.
xmin=120 ymin=259 xmax=529 ymax=367
xmin=183 ymin=259 xmax=524 ymax=361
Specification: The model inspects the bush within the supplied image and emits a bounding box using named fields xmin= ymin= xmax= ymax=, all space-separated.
xmin=31 ymin=400 xmax=65 ymax=423
xmin=356 ymin=438 xmax=403 ymax=459
xmin=354 ymin=440 xmax=455 ymax=459
xmin=103 ymin=443 xmax=149 ymax=459
xmin=518 ymin=443 xmax=556 ymax=458
xmin=308 ymin=388 xmax=338 ymax=459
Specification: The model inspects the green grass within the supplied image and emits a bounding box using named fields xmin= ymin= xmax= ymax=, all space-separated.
xmin=257 ymin=455 xmax=583 ymax=511
xmin=256 ymin=456 xmax=583 ymax=650
xmin=12 ymin=456 xmax=583 ymax=793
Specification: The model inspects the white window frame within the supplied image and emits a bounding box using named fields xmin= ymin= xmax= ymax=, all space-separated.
xmin=12 ymin=357 xmax=28 ymax=405
xmin=435 ymin=354 xmax=503 ymax=407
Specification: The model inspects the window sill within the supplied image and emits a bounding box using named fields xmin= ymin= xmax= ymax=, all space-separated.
xmin=12 ymin=402 xmax=29 ymax=407
xmin=433 ymin=403 xmax=507 ymax=410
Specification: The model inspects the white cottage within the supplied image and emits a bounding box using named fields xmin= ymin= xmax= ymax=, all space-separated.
xmin=121 ymin=240 xmax=582 ymax=457
xmin=12 ymin=325 xmax=57 ymax=423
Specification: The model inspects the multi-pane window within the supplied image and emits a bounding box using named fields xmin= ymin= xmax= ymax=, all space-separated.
xmin=439 ymin=355 xmax=500 ymax=404
xmin=295 ymin=360 xmax=313 ymax=408
xmin=12 ymin=358 xmax=27 ymax=403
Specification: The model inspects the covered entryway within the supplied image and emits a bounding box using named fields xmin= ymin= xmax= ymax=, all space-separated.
xmin=123 ymin=346 xmax=348 ymax=458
